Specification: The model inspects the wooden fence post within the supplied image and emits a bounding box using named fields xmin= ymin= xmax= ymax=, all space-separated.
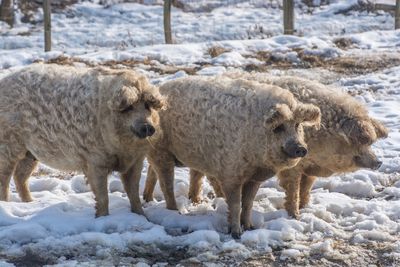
xmin=164 ymin=0 xmax=173 ymax=44
xmin=0 ymin=0 xmax=14 ymax=27
xmin=44 ymin=0 xmax=51 ymax=52
xmin=283 ymin=0 xmax=294 ymax=35
xmin=396 ymin=0 xmax=400 ymax=29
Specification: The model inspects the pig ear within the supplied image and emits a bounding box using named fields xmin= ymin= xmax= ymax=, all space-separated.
xmin=143 ymin=91 xmax=165 ymax=110
xmin=134 ymin=75 xmax=149 ymax=90
xmin=108 ymin=86 xmax=139 ymax=111
xmin=341 ymin=119 xmax=376 ymax=145
xmin=264 ymin=104 xmax=292 ymax=126
xmin=370 ymin=118 xmax=388 ymax=139
xmin=295 ymin=103 xmax=321 ymax=128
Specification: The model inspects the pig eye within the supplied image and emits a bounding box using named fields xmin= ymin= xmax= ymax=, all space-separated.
xmin=144 ymin=102 xmax=150 ymax=110
xmin=120 ymin=105 xmax=134 ymax=113
xmin=273 ymin=124 xmax=285 ymax=134
xmin=295 ymin=123 xmax=300 ymax=129
xmin=353 ymin=155 xmax=361 ymax=163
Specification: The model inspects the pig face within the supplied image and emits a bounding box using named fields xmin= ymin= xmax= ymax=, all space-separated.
xmin=339 ymin=117 xmax=387 ymax=171
xmin=263 ymin=103 xmax=321 ymax=171
xmin=107 ymin=84 xmax=164 ymax=145
xmin=311 ymin=136 xmax=382 ymax=173
xmin=353 ymin=146 xmax=382 ymax=170
xmin=308 ymin=118 xmax=387 ymax=173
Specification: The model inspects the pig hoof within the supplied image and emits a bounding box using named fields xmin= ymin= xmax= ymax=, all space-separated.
xmin=21 ymin=196 xmax=33 ymax=202
xmin=243 ymin=224 xmax=256 ymax=231
xmin=228 ymin=226 xmax=242 ymax=239
xmin=189 ymin=196 xmax=202 ymax=204
xmin=143 ymin=195 xmax=154 ymax=203
xmin=299 ymin=201 xmax=310 ymax=210
xmin=287 ymin=211 xmax=300 ymax=220
xmin=231 ymin=232 xmax=242 ymax=239
xmin=166 ymin=204 xmax=178 ymax=210
xmin=95 ymin=210 xmax=109 ymax=217
xmin=132 ymin=210 xmax=145 ymax=216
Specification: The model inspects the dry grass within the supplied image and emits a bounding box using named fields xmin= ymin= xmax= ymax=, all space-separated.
xmin=41 ymin=50 xmax=400 ymax=78
xmin=333 ymin=37 xmax=356 ymax=50
xmin=251 ymin=49 xmax=400 ymax=75
xmin=37 ymin=55 xmax=94 ymax=66
xmin=207 ymin=46 xmax=231 ymax=58
xmin=39 ymin=55 xmax=201 ymax=76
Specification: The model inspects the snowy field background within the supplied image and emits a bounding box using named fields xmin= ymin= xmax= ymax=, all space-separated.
xmin=0 ymin=0 xmax=400 ymax=266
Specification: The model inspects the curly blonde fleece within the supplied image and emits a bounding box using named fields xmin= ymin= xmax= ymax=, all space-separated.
xmin=146 ymin=75 xmax=321 ymax=237
xmin=223 ymin=71 xmax=386 ymax=143
xmin=202 ymin=71 xmax=388 ymax=217
xmin=0 ymin=63 xmax=164 ymax=217
xmin=145 ymin=72 xmax=388 ymax=220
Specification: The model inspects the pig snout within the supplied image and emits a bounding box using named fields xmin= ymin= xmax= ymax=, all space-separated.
xmin=354 ymin=155 xmax=382 ymax=170
xmin=132 ymin=123 xmax=155 ymax=139
xmin=283 ymin=140 xmax=308 ymax=159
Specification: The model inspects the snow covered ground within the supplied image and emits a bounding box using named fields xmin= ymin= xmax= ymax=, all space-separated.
xmin=0 ymin=0 xmax=400 ymax=266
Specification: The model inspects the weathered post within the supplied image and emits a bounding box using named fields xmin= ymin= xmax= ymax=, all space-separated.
xmin=396 ymin=0 xmax=400 ymax=29
xmin=164 ymin=0 xmax=173 ymax=44
xmin=0 ymin=0 xmax=14 ymax=27
xmin=283 ymin=0 xmax=294 ymax=35
xmin=44 ymin=0 xmax=52 ymax=52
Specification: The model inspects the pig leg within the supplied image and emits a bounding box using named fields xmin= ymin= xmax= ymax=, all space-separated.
xmin=208 ymin=176 xmax=224 ymax=198
xmin=240 ymin=180 xmax=261 ymax=230
xmin=86 ymin=165 xmax=110 ymax=217
xmin=121 ymin=160 xmax=145 ymax=215
xmin=278 ymin=169 xmax=301 ymax=219
xmin=148 ymin=152 xmax=177 ymax=210
xmin=13 ymin=151 xmax=38 ymax=202
xmin=0 ymin=143 xmax=25 ymax=201
xmin=222 ymin=181 xmax=243 ymax=239
xmin=143 ymin=165 xmax=157 ymax=202
xmin=299 ymin=175 xmax=316 ymax=209
xmin=188 ymin=169 xmax=204 ymax=203
xmin=0 ymin=159 xmax=18 ymax=201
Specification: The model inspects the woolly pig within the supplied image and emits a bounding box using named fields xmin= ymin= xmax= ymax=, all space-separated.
xmin=0 ymin=64 xmax=164 ymax=217
xmin=144 ymin=76 xmax=321 ymax=238
xmin=177 ymin=73 xmax=388 ymax=218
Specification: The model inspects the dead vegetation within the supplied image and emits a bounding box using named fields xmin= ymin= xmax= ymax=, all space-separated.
xmin=333 ymin=37 xmax=356 ymax=50
xmin=207 ymin=46 xmax=231 ymax=58
xmin=5 ymin=238 xmax=398 ymax=267
xmin=252 ymin=49 xmax=400 ymax=75
xmin=38 ymin=55 xmax=201 ymax=75
xmin=39 ymin=55 xmax=94 ymax=66
xmin=41 ymin=49 xmax=400 ymax=78
xmin=241 ymin=240 xmax=400 ymax=267
xmin=17 ymin=0 xmax=78 ymax=24
xmin=301 ymin=52 xmax=400 ymax=74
